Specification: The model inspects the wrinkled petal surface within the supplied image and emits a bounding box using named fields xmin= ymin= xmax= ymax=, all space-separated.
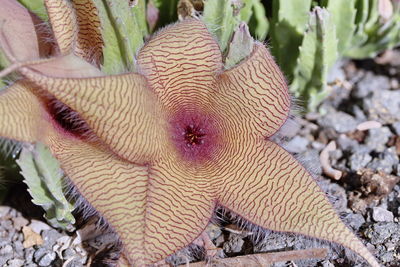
xmin=137 ymin=19 xmax=222 ymax=110
xmin=45 ymin=0 xmax=103 ymax=65
xmin=19 ymin=65 xmax=163 ymax=163
xmin=218 ymin=43 xmax=291 ymax=137
xmin=218 ymin=140 xmax=379 ymax=267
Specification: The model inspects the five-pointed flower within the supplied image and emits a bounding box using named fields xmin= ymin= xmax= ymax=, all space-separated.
xmin=0 ymin=0 xmax=379 ymax=266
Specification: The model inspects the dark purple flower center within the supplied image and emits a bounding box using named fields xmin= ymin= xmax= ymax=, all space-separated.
xmin=170 ymin=110 xmax=219 ymax=162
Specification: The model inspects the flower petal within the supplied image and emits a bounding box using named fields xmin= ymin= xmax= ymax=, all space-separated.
xmin=44 ymin=0 xmax=76 ymax=55
xmin=142 ymin=160 xmax=216 ymax=263
xmin=19 ymin=66 xmax=163 ymax=163
xmin=47 ymin=131 xmax=214 ymax=264
xmin=44 ymin=0 xmax=103 ymax=65
xmin=137 ymin=19 xmax=222 ymax=107
xmin=218 ymin=140 xmax=379 ymax=267
xmin=0 ymin=0 xmax=41 ymax=60
xmin=0 ymin=82 xmax=47 ymax=143
xmin=218 ymin=43 xmax=291 ymax=138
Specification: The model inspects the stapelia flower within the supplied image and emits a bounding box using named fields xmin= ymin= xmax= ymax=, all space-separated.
xmin=0 ymin=1 xmax=379 ymax=266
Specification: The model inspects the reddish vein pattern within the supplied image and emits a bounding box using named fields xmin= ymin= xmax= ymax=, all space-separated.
xmin=0 ymin=3 xmax=380 ymax=266
xmin=71 ymin=0 xmax=103 ymax=65
xmin=45 ymin=0 xmax=77 ymax=54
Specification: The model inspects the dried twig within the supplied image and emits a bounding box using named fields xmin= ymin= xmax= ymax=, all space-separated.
xmin=320 ymin=141 xmax=342 ymax=180
xmin=177 ymin=248 xmax=328 ymax=267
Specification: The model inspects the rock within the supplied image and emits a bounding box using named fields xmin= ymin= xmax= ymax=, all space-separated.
xmin=337 ymin=134 xmax=359 ymax=152
xmin=364 ymin=90 xmax=400 ymax=124
xmin=364 ymin=222 xmax=400 ymax=245
xmin=41 ymin=229 xmax=63 ymax=250
xmin=365 ymin=127 xmax=392 ymax=152
xmin=223 ymin=233 xmax=244 ymax=253
xmin=12 ymin=217 xmax=28 ymax=231
xmin=354 ymin=72 xmax=390 ymax=98
xmin=349 ymin=152 xmax=372 ymax=171
xmin=342 ymin=213 xmax=365 ymax=231
xmin=367 ymin=147 xmax=399 ymax=173
xmin=0 ymin=245 xmax=13 ymax=266
xmin=0 ymin=244 xmax=13 ymax=255
xmin=318 ymin=110 xmax=357 ymax=133
xmin=33 ymin=248 xmax=57 ymax=266
xmin=352 ymin=105 xmax=367 ymax=121
xmin=28 ymin=220 xmax=51 ymax=235
xmin=5 ymin=259 xmax=24 ymax=267
xmin=320 ymin=260 xmax=335 ymax=267
xmin=65 ymin=259 xmax=84 ymax=267
xmin=284 ymin=136 xmax=309 ymax=153
xmin=372 ymin=207 xmax=394 ymax=222
xmin=392 ymin=121 xmax=400 ymax=135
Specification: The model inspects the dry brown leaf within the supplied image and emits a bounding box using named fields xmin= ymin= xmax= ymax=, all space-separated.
xmin=22 ymin=225 xmax=43 ymax=248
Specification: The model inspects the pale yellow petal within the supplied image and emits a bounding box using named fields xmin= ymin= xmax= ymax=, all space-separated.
xmin=218 ymin=42 xmax=291 ymax=138
xmin=19 ymin=66 xmax=163 ymax=164
xmin=218 ymin=140 xmax=379 ymax=267
xmin=137 ymin=19 xmax=222 ymax=108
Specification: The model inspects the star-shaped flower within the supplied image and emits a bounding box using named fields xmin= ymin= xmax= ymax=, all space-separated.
xmin=0 ymin=1 xmax=379 ymax=266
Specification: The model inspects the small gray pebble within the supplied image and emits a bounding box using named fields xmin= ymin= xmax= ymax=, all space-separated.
xmin=364 ymin=222 xmax=400 ymax=245
xmin=5 ymin=259 xmax=24 ymax=267
xmin=349 ymin=152 xmax=372 ymax=171
xmin=392 ymin=121 xmax=400 ymax=135
xmin=319 ymin=260 xmax=335 ymax=267
xmin=62 ymin=248 xmax=77 ymax=258
xmin=41 ymin=229 xmax=63 ymax=249
xmin=367 ymin=147 xmax=398 ymax=173
xmin=337 ymin=135 xmax=359 ymax=152
xmin=352 ymin=105 xmax=367 ymax=121
xmin=364 ymin=90 xmax=400 ymax=124
xmin=365 ymin=127 xmax=392 ymax=152
xmin=65 ymin=259 xmax=84 ymax=267
xmin=0 ymin=244 xmax=13 ymax=255
xmin=396 ymin=164 xmax=400 ymax=176
xmin=38 ymin=252 xmax=57 ymax=267
xmin=379 ymin=251 xmax=394 ymax=263
xmin=284 ymin=136 xmax=309 ymax=153
xmin=223 ymin=233 xmax=244 ymax=253
xmin=318 ymin=110 xmax=357 ymax=133
xmin=372 ymin=207 xmax=394 ymax=222
xmin=343 ymin=213 xmax=365 ymax=231
xmin=354 ymin=72 xmax=390 ymax=98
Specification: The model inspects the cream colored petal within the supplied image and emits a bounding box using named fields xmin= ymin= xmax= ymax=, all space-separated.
xmin=19 ymin=65 xmax=163 ymax=164
xmin=44 ymin=0 xmax=76 ymax=55
xmin=218 ymin=42 xmax=291 ymax=138
xmin=0 ymin=82 xmax=48 ymax=143
xmin=218 ymin=140 xmax=379 ymax=267
xmin=44 ymin=0 xmax=103 ymax=65
xmin=137 ymin=18 xmax=222 ymax=108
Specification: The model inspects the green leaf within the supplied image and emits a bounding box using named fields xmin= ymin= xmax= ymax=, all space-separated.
xmin=251 ymin=0 xmax=269 ymax=40
xmin=203 ymin=0 xmax=238 ymax=53
xmin=270 ymin=0 xmax=312 ymax=76
xmin=291 ymin=7 xmax=338 ymax=111
xmin=92 ymin=0 xmax=125 ymax=74
xmin=92 ymin=0 xmax=147 ymax=74
xmin=321 ymin=0 xmax=356 ymax=53
xmin=17 ymin=143 xmax=75 ymax=231
xmin=17 ymin=0 xmax=48 ymax=21
xmin=239 ymin=0 xmax=254 ymax=22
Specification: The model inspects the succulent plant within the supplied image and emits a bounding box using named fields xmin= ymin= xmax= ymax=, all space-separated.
xmin=269 ymin=0 xmax=400 ymax=110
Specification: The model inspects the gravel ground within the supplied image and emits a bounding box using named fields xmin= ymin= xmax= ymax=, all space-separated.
xmin=0 ymin=53 xmax=399 ymax=266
